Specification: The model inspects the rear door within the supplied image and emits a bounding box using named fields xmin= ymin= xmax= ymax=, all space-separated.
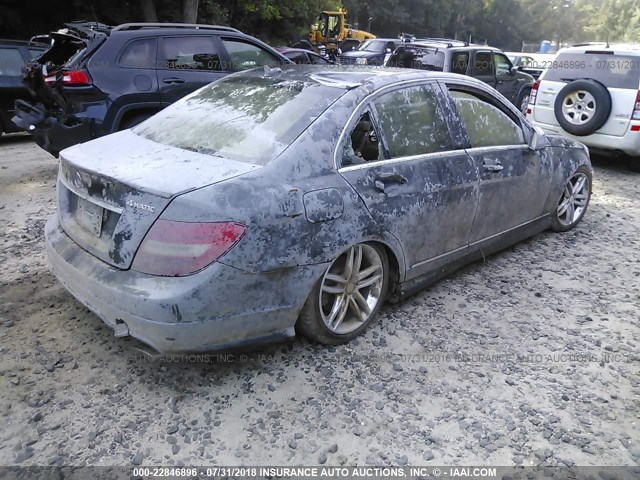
xmin=445 ymin=85 xmax=552 ymax=246
xmin=532 ymin=50 xmax=640 ymax=136
xmin=338 ymin=82 xmax=479 ymax=279
xmin=157 ymin=35 xmax=226 ymax=106
xmin=471 ymin=50 xmax=496 ymax=88
xmin=0 ymin=46 xmax=30 ymax=128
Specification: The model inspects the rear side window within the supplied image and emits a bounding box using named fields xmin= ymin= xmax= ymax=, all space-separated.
xmin=0 ymin=48 xmax=25 ymax=76
xmin=543 ymin=52 xmax=640 ymax=89
xmin=160 ymin=36 xmax=222 ymax=71
xmin=388 ymin=47 xmax=445 ymax=71
xmin=222 ymin=39 xmax=281 ymax=71
xmin=451 ymin=52 xmax=469 ymax=74
xmin=118 ymin=38 xmax=157 ymax=68
xmin=373 ymin=85 xmax=453 ymax=158
xmin=28 ymin=48 xmax=46 ymax=60
xmin=451 ymin=90 xmax=524 ymax=147
xmin=473 ymin=52 xmax=493 ymax=75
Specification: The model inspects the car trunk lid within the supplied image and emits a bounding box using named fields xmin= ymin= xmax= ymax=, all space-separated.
xmin=57 ymin=130 xmax=261 ymax=269
xmin=533 ymin=51 xmax=640 ymax=137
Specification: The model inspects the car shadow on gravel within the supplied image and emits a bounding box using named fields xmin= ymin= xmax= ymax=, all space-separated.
xmin=0 ymin=133 xmax=33 ymax=145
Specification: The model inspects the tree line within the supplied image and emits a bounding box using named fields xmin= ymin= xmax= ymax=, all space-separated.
xmin=1 ymin=0 xmax=638 ymax=51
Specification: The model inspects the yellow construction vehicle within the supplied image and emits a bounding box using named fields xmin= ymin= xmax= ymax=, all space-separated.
xmin=308 ymin=7 xmax=376 ymax=54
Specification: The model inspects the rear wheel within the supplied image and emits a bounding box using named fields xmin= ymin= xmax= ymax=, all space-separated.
xmin=551 ymin=165 xmax=592 ymax=232
xmin=297 ymin=243 xmax=388 ymax=344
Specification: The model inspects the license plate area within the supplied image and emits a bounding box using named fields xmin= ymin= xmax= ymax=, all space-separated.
xmin=76 ymin=197 xmax=103 ymax=237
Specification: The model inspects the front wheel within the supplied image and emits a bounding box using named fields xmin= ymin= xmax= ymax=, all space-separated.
xmin=551 ymin=165 xmax=592 ymax=232
xmin=516 ymin=87 xmax=531 ymax=115
xmin=297 ymin=243 xmax=388 ymax=345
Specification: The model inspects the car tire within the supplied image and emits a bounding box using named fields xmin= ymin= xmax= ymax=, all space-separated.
xmin=297 ymin=243 xmax=389 ymax=345
xmin=628 ymin=157 xmax=640 ymax=173
xmin=551 ymin=165 xmax=592 ymax=232
xmin=554 ymin=80 xmax=611 ymax=136
xmin=516 ymin=87 xmax=531 ymax=114
xmin=119 ymin=112 xmax=152 ymax=130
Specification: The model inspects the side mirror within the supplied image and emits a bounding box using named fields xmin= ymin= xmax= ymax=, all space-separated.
xmin=510 ymin=66 xmax=518 ymax=75
xmin=528 ymin=126 xmax=546 ymax=151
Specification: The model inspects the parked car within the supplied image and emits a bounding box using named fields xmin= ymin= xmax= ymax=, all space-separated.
xmin=0 ymin=39 xmax=48 ymax=137
xmin=339 ymin=38 xmax=402 ymax=65
xmin=527 ymin=44 xmax=640 ymax=171
xmin=386 ymin=39 xmax=535 ymax=113
xmin=12 ymin=21 xmax=291 ymax=156
xmin=506 ymin=52 xmax=545 ymax=79
xmin=44 ymin=65 xmax=592 ymax=353
xmin=276 ymin=47 xmax=333 ymax=64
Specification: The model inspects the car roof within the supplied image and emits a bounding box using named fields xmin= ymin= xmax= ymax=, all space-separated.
xmin=236 ymin=64 xmax=493 ymax=92
xmin=398 ymin=41 xmax=498 ymax=51
xmin=559 ymin=44 xmax=640 ymax=56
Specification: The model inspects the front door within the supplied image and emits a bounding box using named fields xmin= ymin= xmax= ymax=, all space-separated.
xmin=493 ymin=52 xmax=520 ymax=102
xmin=338 ymin=83 xmax=479 ymax=279
xmin=446 ymin=87 xmax=552 ymax=246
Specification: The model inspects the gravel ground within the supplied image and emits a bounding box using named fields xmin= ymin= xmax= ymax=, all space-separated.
xmin=0 ymin=134 xmax=638 ymax=467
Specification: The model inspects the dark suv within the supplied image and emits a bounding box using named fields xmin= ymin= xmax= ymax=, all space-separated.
xmin=13 ymin=22 xmax=290 ymax=156
xmin=387 ymin=39 xmax=534 ymax=113
xmin=0 ymin=40 xmax=48 ymax=136
xmin=339 ymin=38 xmax=403 ymax=66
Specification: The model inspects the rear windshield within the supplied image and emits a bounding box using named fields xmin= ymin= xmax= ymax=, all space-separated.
xmin=134 ymin=74 xmax=343 ymax=165
xmin=388 ymin=47 xmax=445 ymax=71
xmin=543 ymin=52 xmax=640 ymax=89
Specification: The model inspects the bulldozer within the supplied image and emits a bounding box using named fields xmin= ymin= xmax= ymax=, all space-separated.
xmin=307 ymin=8 xmax=376 ymax=55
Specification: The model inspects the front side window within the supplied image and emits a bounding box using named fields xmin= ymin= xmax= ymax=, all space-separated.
xmin=0 ymin=48 xmax=24 ymax=76
xmin=134 ymin=75 xmax=342 ymax=165
xmin=374 ymin=85 xmax=453 ymax=158
xmin=222 ymin=39 xmax=280 ymax=71
xmin=451 ymin=90 xmax=524 ymax=147
xmin=494 ymin=53 xmax=512 ymax=76
xmin=451 ymin=52 xmax=469 ymax=74
xmin=118 ymin=38 xmax=157 ymax=68
xmin=160 ymin=36 xmax=221 ymax=71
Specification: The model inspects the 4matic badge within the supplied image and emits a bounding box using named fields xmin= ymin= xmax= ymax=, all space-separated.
xmin=126 ymin=200 xmax=155 ymax=213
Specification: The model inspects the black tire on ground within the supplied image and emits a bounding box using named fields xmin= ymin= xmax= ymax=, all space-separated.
xmin=554 ymin=79 xmax=611 ymax=136
xmin=515 ymin=87 xmax=531 ymax=114
xmin=629 ymin=157 xmax=640 ymax=173
xmin=119 ymin=112 xmax=152 ymax=130
xmin=296 ymin=243 xmax=389 ymax=345
xmin=551 ymin=165 xmax=592 ymax=232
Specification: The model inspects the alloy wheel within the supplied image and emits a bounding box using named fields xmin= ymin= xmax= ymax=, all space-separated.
xmin=557 ymin=172 xmax=590 ymax=227
xmin=319 ymin=244 xmax=384 ymax=335
xmin=562 ymin=90 xmax=597 ymax=125
xmin=520 ymin=93 xmax=530 ymax=114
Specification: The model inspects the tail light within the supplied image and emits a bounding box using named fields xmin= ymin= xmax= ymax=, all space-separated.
xmin=529 ymin=80 xmax=540 ymax=105
xmin=632 ymin=91 xmax=640 ymax=120
xmin=132 ymin=220 xmax=246 ymax=277
xmin=44 ymin=69 xmax=92 ymax=86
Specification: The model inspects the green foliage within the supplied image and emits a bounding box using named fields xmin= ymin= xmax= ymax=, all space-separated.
xmin=0 ymin=0 xmax=638 ymax=49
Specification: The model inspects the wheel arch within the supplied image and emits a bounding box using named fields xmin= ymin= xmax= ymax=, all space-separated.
xmin=111 ymin=103 xmax=163 ymax=132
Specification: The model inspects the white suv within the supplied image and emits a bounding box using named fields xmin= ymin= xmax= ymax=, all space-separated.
xmin=527 ymin=45 xmax=640 ymax=171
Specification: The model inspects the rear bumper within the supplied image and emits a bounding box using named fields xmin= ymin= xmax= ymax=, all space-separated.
xmin=12 ymin=100 xmax=93 ymax=156
xmin=45 ymin=215 xmax=326 ymax=353
xmin=530 ymin=118 xmax=640 ymax=157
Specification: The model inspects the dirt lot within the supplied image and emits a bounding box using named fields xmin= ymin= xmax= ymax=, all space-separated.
xmin=0 ymin=134 xmax=638 ymax=467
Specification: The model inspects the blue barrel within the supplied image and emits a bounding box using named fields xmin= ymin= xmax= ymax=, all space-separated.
xmin=539 ymin=41 xmax=552 ymax=54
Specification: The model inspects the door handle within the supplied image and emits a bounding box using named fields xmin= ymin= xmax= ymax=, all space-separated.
xmin=163 ymin=78 xmax=185 ymax=84
xmin=483 ymin=161 xmax=504 ymax=172
xmin=374 ymin=174 xmax=408 ymax=192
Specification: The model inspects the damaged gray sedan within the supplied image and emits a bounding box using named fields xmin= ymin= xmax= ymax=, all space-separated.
xmin=45 ymin=66 xmax=592 ymax=353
